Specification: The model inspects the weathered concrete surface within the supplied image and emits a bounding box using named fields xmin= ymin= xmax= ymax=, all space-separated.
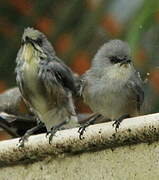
xmin=0 ymin=141 xmax=159 ymax=180
xmin=0 ymin=113 xmax=159 ymax=179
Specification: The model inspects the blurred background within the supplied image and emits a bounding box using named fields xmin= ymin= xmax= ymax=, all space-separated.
xmin=0 ymin=0 xmax=159 ymax=139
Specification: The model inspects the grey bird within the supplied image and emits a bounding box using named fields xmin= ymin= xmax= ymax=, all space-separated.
xmin=15 ymin=27 xmax=78 ymax=146
xmin=78 ymin=39 xmax=144 ymax=139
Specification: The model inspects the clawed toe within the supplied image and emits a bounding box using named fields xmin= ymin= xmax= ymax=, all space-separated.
xmin=112 ymin=120 xmax=120 ymax=132
xmin=18 ymin=136 xmax=28 ymax=148
xmin=46 ymin=120 xmax=67 ymax=144
xmin=46 ymin=127 xmax=58 ymax=144
xmin=45 ymin=131 xmax=50 ymax=138
xmin=18 ymin=123 xmax=45 ymax=148
xmin=112 ymin=114 xmax=130 ymax=132
xmin=78 ymin=114 xmax=101 ymax=139
xmin=78 ymin=124 xmax=88 ymax=140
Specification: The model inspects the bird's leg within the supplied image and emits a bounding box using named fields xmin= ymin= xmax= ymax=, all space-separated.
xmin=46 ymin=120 xmax=67 ymax=144
xmin=112 ymin=114 xmax=130 ymax=132
xmin=0 ymin=121 xmax=19 ymax=138
xmin=18 ymin=121 xmax=45 ymax=148
xmin=78 ymin=114 xmax=102 ymax=140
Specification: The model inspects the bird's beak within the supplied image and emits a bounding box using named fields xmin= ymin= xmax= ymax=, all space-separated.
xmin=22 ymin=36 xmax=38 ymax=50
xmin=120 ymin=59 xmax=131 ymax=66
xmin=25 ymin=36 xmax=34 ymax=44
xmin=21 ymin=36 xmax=34 ymax=46
xmin=22 ymin=36 xmax=43 ymax=53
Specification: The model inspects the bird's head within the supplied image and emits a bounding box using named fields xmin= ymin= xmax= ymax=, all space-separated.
xmin=92 ymin=40 xmax=132 ymax=68
xmin=21 ymin=27 xmax=55 ymax=56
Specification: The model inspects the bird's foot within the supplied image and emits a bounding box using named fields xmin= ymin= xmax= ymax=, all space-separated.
xmin=78 ymin=122 xmax=90 ymax=140
xmin=46 ymin=120 xmax=67 ymax=144
xmin=18 ymin=122 xmax=45 ymax=147
xmin=112 ymin=119 xmax=122 ymax=132
xmin=78 ymin=114 xmax=102 ymax=140
xmin=112 ymin=114 xmax=130 ymax=132
xmin=46 ymin=127 xmax=59 ymax=144
xmin=18 ymin=135 xmax=29 ymax=148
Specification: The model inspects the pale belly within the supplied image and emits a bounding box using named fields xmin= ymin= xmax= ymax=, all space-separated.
xmin=22 ymin=59 xmax=49 ymax=115
xmin=100 ymin=93 xmax=134 ymax=118
xmin=84 ymin=86 xmax=137 ymax=120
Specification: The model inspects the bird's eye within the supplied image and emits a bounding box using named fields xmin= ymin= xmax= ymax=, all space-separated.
xmin=110 ymin=56 xmax=121 ymax=63
xmin=35 ymin=38 xmax=42 ymax=46
xmin=25 ymin=36 xmax=29 ymax=41
xmin=109 ymin=56 xmax=127 ymax=64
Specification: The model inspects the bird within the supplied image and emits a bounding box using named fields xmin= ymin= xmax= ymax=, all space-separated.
xmin=15 ymin=27 xmax=78 ymax=146
xmin=78 ymin=39 xmax=144 ymax=139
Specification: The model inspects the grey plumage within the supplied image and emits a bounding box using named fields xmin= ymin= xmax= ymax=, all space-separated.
xmin=0 ymin=87 xmax=23 ymax=115
xmin=79 ymin=40 xmax=144 ymax=135
xmin=15 ymin=27 xmax=77 ymax=144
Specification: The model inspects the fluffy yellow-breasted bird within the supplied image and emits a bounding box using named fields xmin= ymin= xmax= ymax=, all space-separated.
xmin=15 ymin=27 xmax=78 ymax=146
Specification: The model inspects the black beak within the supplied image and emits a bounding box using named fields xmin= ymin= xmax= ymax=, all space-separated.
xmin=25 ymin=36 xmax=34 ymax=44
xmin=120 ymin=59 xmax=131 ymax=66
xmin=21 ymin=36 xmax=34 ymax=46
xmin=22 ymin=36 xmax=38 ymax=49
xmin=22 ymin=36 xmax=42 ymax=53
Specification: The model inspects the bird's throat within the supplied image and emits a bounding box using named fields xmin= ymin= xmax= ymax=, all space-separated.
xmin=105 ymin=63 xmax=132 ymax=81
xmin=22 ymin=44 xmax=35 ymax=63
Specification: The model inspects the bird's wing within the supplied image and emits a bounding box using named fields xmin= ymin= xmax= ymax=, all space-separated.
xmin=16 ymin=67 xmax=27 ymax=100
xmin=127 ymin=71 xmax=144 ymax=112
xmin=39 ymin=58 xmax=77 ymax=95
xmin=75 ymin=72 xmax=88 ymax=97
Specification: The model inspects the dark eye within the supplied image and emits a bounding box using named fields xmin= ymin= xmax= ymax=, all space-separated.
xmin=110 ymin=56 xmax=127 ymax=64
xmin=25 ymin=36 xmax=29 ymax=41
xmin=110 ymin=56 xmax=121 ymax=63
xmin=35 ymin=38 xmax=42 ymax=46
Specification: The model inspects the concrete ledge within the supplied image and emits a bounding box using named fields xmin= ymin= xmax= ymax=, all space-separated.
xmin=0 ymin=113 xmax=159 ymax=167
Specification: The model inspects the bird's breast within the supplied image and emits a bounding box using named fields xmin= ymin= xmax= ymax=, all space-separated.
xmin=104 ymin=64 xmax=133 ymax=82
xmin=21 ymin=44 xmax=36 ymax=63
xmin=20 ymin=48 xmax=49 ymax=113
xmin=22 ymin=57 xmax=39 ymax=87
xmin=20 ymin=43 xmax=40 ymax=88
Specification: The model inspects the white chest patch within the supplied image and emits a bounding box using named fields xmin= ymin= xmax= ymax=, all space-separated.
xmin=104 ymin=63 xmax=133 ymax=82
